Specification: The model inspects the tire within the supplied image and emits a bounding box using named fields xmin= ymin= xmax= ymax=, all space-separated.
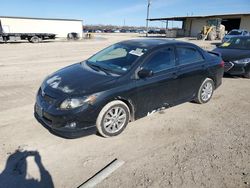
xmin=207 ymin=32 xmax=216 ymax=41
xmin=96 ymin=100 xmax=130 ymax=137
xmin=29 ymin=36 xmax=40 ymax=43
xmin=197 ymin=34 xmax=203 ymax=40
xmin=195 ymin=78 xmax=215 ymax=104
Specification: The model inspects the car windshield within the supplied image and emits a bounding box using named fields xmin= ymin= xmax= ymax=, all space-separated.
xmin=85 ymin=43 xmax=147 ymax=75
xmin=228 ymin=30 xmax=242 ymax=35
xmin=219 ymin=37 xmax=250 ymax=50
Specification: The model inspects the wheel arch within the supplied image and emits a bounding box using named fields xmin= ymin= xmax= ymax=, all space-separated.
xmin=207 ymin=75 xmax=216 ymax=86
xmin=113 ymin=96 xmax=135 ymax=122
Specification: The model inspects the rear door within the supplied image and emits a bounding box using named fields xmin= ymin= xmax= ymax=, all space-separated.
xmin=175 ymin=45 xmax=207 ymax=102
xmin=134 ymin=46 xmax=179 ymax=118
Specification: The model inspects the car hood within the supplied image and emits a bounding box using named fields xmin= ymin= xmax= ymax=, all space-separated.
xmin=213 ymin=48 xmax=250 ymax=62
xmin=41 ymin=62 xmax=117 ymax=96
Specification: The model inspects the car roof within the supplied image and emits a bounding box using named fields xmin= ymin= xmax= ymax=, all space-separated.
xmin=228 ymin=35 xmax=250 ymax=39
xmin=119 ymin=39 xmax=190 ymax=49
xmin=229 ymin=29 xmax=247 ymax=32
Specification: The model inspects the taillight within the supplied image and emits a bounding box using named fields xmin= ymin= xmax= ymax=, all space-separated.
xmin=220 ymin=60 xmax=225 ymax=67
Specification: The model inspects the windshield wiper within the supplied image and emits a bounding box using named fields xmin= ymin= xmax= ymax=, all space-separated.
xmin=87 ymin=63 xmax=112 ymax=75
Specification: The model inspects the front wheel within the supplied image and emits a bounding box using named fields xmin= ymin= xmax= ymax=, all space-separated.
xmin=96 ymin=100 xmax=130 ymax=137
xmin=207 ymin=32 xmax=216 ymax=41
xmin=195 ymin=78 xmax=215 ymax=104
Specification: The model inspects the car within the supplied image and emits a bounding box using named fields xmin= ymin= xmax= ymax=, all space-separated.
xmin=95 ymin=30 xmax=102 ymax=33
xmin=148 ymin=29 xmax=161 ymax=34
xmin=138 ymin=30 xmax=147 ymax=34
xmin=34 ymin=39 xmax=224 ymax=138
xmin=213 ymin=36 xmax=250 ymax=78
xmin=222 ymin=29 xmax=249 ymax=43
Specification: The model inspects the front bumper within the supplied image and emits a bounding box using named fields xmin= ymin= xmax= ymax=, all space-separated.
xmin=34 ymin=111 xmax=96 ymax=138
xmin=34 ymin=88 xmax=99 ymax=138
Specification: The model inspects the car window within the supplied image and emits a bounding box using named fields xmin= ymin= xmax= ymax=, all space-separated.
xmin=86 ymin=43 xmax=148 ymax=75
xmin=244 ymin=39 xmax=250 ymax=49
xmin=176 ymin=47 xmax=204 ymax=65
xmin=98 ymin=48 xmax=127 ymax=61
xmin=143 ymin=47 xmax=175 ymax=73
xmin=228 ymin=30 xmax=242 ymax=35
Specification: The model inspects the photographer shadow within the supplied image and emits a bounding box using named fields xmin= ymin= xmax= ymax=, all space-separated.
xmin=0 ymin=150 xmax=54 ymax=188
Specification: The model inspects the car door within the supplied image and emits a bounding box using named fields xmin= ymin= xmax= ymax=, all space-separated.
xmin=175 ymin=45 xmax=207 ymax=102
xmin=134 ymin=46 xmax=179 ymax=118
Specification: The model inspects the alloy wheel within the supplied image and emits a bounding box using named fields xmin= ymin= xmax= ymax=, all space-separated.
xmin=201 ymin=82 xmax=213 ymax=101
xmin=103 ymin=106 xmax=127 ymax=134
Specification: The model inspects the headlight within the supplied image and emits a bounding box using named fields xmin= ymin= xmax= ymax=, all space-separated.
xmin=234 ymin=58 xmax=250 ymax=64
xmin=60 ymin=95 xmax=97 ymax=110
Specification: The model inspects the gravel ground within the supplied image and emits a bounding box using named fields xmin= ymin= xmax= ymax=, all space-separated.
xmin=0 ymin=34 xmax=249 ymax=188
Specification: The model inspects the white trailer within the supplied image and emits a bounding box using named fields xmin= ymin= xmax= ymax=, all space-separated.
xmin=0 ymin=16 xmax=83 ymax=42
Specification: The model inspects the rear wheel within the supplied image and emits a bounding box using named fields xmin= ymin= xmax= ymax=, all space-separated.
xmin=195 ymin=78 xmax=215 ymax=104
xmin=29 ymin=36 xmax=40 ymax=43
xmin=96 ymin=100 xmax=130 ymax=137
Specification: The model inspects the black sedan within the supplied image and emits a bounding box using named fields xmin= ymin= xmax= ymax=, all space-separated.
xmin=213 ymin=36 xmax=250 ymax=78
xmin=34 ymin=39 xmax=224 ymax=138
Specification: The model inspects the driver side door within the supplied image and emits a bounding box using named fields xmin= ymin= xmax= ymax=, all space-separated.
xmin=134 ymin=46 xmax=179 ymax=118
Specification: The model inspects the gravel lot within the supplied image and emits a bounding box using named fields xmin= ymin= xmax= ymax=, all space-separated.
xmin=0 ymin=34 xmax=249 ymax=188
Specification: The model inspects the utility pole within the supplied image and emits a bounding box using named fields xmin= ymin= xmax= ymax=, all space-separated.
xmin=146 ymin=0 xmax=151 ymax=37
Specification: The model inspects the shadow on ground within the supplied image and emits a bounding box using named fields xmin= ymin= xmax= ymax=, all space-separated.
xmin=0 ymin=150 xmax=54 ymax=188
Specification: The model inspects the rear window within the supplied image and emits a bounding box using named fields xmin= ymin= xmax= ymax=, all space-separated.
xmin=176 ymin=47 xmax=204 ymax=65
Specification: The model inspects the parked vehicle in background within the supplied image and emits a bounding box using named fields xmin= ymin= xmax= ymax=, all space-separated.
xmin=148 ymin=29 xmax=160 ymax=34
xmin=213 ymin=36 xmax=250 ymax=78
xmin=35 ymin=39 xmax=224 ymax=138
xmin=222 ymin=29 xmax=249 ymax=43
xmin=138 ymin=30 xmax=147 ymax=34
xmin=95 ymin=30 xmax=102 ymax=33
xmin=0 ymin=19 xmax=56 ymax=43
xmin=113 ymin=30 xmax=120 ymax=33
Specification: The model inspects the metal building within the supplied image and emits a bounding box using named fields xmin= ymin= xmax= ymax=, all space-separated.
xmin=149 ymin=13 xmax=250 ymax=37
xmin=0 ymin=16 xmax=83 ymax=38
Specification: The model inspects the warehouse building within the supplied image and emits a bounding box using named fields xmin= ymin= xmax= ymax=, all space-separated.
xmin=149 ymin=13 xmax=250 ymax=37
xmin=0 ymin=16 xmax=83 ymax=38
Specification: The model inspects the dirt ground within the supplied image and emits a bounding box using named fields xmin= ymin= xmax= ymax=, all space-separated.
xmin=0 ymin=34 xmax=249 ymax=188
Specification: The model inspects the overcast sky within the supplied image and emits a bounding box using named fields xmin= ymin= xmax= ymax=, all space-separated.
xmin=0 ymin=0 xmax=250 ymax=27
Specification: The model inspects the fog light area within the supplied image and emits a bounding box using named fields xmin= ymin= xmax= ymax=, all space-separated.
xmin=65 ymin=122 xmax=77 ymax=129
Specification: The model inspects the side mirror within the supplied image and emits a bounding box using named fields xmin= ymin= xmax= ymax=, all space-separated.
xmin=138 ymin=69 xmax=153 ymax=78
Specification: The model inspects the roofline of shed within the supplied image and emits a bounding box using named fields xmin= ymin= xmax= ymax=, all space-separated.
xmin=0 ymin=16 xmax=83 ymax=22
xmin=148 ymin=13 xmax=250 ymax=21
